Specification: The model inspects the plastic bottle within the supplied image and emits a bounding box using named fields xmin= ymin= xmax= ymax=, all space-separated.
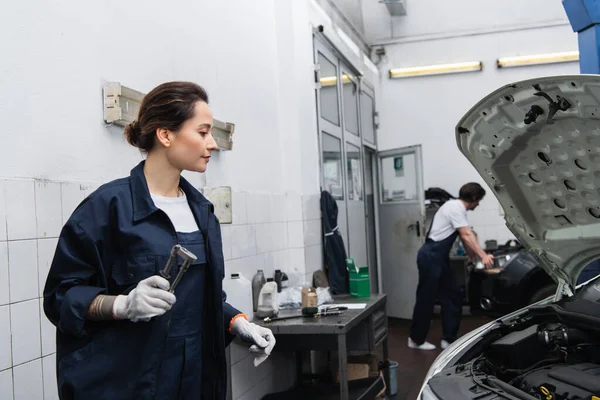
xmin=256 ymin=278 xmax=279 ymax=317
xmin=222 ymin=273 xmax=253 ymax=318
xmin=251 ymin=269 xmax=266 ymax=312
xmin=274 ymin=269 xmax=283 ymax=293
xmin=281 ymin=272 xmax=289 ymax=289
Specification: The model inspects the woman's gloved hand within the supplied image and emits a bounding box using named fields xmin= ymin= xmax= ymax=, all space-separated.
xmin=112 ymin=275 xmax=177 ymax=322
xmin=230 ymin=316 xmax=276 ymax=366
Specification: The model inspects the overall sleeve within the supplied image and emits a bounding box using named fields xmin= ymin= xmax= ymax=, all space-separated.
xmin=43 ymin=218 xmax=107 ymax=338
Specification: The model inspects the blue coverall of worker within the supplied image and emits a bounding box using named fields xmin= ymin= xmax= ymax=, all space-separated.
xmin=43 ymin=161 xmax=239 ymax=399
xmin=410 ymin=199 xmax=466 ymax=346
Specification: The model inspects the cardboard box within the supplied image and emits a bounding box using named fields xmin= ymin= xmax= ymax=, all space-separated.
xmin=334 ymin=363 xmax=370 ymax=383
xmin=301 ymin=287 xmax=317 ymax=308
xmin=331 ymin=355 xmax=380 ymax=383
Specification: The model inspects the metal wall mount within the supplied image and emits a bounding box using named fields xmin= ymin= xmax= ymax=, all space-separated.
xmin=103 ymin=82 xmax=144 ymax=128
xmin=102 ymin=81 xmax=235 ymax=151
xmin=382 ymin=0 xmax=407 ymax=16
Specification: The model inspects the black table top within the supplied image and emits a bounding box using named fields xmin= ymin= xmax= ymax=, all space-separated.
xmin=252 ymin=294 xmax=387 ymax=335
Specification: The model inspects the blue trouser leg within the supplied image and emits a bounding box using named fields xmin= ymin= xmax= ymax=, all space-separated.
xmin=409 ymin=249 xmax=442 ymax=345
xmin=438 ymin=261 xmax=462 ymax=342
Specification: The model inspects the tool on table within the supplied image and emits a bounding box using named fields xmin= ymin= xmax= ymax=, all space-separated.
xmin=321 ymin=306 xmax=348 ymax=312
xmin=159 ymin=244 xmax=197 ymax=293
xmin=263 ymin=307 xmax=344 ymax=323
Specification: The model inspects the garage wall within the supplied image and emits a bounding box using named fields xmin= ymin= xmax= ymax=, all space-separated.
xmin=0 ymin=0 xmax=379 ymax=399
xmin=362 ymin=0 xmax=571 ymax=44
xmin=371 ymin=2 xmax=580 ymax=244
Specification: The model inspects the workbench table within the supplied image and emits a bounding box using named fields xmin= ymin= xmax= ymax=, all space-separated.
xmin=254 ymin=294 xmax=389 ymax=400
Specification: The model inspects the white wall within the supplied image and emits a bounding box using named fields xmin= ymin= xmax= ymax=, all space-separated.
xmin=362 ymin=0 xmax=571 ymax=44
xmin=373 ymin=6 xmax=579 ymax=244
xmin=0 ymin=0 xmax=380 ymax=398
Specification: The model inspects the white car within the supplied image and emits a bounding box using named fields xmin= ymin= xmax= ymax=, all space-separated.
xmin=419 ymin=75 xmax=600 ymax=400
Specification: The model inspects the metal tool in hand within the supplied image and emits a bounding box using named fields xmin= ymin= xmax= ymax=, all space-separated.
xmin=159 ymin=245 xmax=197 ymax=293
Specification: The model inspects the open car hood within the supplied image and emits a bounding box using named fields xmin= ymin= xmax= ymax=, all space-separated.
xmin=456 ymin=75 xmax=600 ymax=293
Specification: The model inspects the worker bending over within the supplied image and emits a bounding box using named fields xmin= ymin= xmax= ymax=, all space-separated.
xmin=409 ymin=183 xmax=494 ymax=351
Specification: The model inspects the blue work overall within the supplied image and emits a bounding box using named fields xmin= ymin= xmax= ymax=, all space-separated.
xmin=410 ymin=230 xmax=462 ymax=344
xmin=155 ymin=230 xmax=207 ymax=399
xmin=44 ymin=161 xmax=238 ymax=399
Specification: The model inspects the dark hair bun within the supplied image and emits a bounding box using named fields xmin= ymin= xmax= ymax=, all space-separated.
xmin=124 ymin=120 xmax=142 ymax=147
xmin=125 ymin=82 xmax=209 ymax=153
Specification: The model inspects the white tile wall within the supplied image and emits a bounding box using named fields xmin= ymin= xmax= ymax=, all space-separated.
xmin=285 ymin=192 xmax=303 ymax=222
xmin=8 ymin=240 xmax=39 ymax=303
xmin=302 ymin=194 xmax=321 ymax=220
xmin=35 ymin=182 xmax=63 ymax=239
xmin=0 ymin=369 xmax=13 ymax=400
xmin=230 ymin=339 xmax=250 ymax=365
xmin=0 ymin=305 xmax=12 ymax=370
xmin=235 ymin=353 xmax=296 ymax=399
xmin=248 ymin=254 xmax=267 ymax=279
xmin=0 ymin=180 xmax=7 ymax=242
xmin=231 ymin=192 xmax=248 ymax=225
xmin=264 ymin=250 xmax=289 ymax=278
xmin=38 ymin=238 xmax=58 ymax=297
xmin=5 ymin=180 xmax=37 ymax=241
xmin=256 ymin=223 xmax=287 ymax=254
xmin=220 ymin=225 xmax=232 ymax=261
xmin=60 ymin=183 xmax=85 ymax=225
xmin=269 ymin=194 xmax=287 ymax=223
xmin=0 ymin=243 xmax=9 ymax=306
xmin=303 ymin=219 xmax=321 ymax=247
xmin=304 ymin=245 xmax=323 ymax=277
xmin=11 ymin=299 xmax=41 ymax=366
xmin=43 ymin=354 xmax=58 ymax=400
xmin=288 ymin=248 xmax=306 ymax=277
xmin=40 ymin=299 xmax=55 ymax=357
xmin=246 ymin=193 xmax=271 ymax=224
xmin=231 ymin=225 xmax=257 ymax=259
xmin=13 ymin=359 xmax=44 ymax=400
xmin=287 ymin=221 xmax=304 ymax=248
xmin=225 ymin=257 xmax=248 ymax=280
xmin=231 ymin=353 xmax=274 ymax=399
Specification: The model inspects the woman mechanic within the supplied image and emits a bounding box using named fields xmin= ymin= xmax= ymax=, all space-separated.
xmin=43 ymin=81 xmax=275 ymax=399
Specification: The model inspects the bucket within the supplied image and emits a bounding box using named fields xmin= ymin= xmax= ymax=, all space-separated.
xmin=387 ymin=360 xmax=398 ymax=396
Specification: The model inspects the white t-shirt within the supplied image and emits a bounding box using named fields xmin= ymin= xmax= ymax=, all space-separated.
xmin=150 ymin=192 xmax=200 ymax=233
xmin=428 ymin=199 xmax=469 ymax=242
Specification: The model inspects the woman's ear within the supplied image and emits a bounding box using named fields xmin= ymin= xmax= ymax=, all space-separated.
xmin=156 ymin=128 xmax=172 ymax=148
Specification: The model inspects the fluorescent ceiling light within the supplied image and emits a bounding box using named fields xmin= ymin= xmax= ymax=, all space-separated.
xmin=320 ymin=74 xmax=352 ymax=86
xmin=389 ymin=61 xmax=482 ymax=79
xmin=497 ymin=51 xmax=579 ymax=68
xmin=102 ymin=82 xmax=235 ymax=150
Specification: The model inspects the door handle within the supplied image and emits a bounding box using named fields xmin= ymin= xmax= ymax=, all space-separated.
xmin=407 ymin=221 xmax=421 ymax=237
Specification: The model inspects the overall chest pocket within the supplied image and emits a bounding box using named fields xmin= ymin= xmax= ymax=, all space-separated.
xmin=110 ymin=254 xmax=157 ymax=290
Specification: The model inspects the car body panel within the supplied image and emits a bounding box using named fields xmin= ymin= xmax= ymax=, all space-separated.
xmin=456 ymin=75 xmax=600 ymax=290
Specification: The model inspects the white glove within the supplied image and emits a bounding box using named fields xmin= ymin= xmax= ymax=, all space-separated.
xmin=230 ymin=317 xmax=276 ymax=367
xmin=113 ymin=275 xmax=177 ymax=322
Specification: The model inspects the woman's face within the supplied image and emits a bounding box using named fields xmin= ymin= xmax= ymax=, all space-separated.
xmin=165 ymin=101 xmax=218 ymax=173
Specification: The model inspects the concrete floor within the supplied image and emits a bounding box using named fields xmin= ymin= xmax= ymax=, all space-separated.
xmin=386 ymin=313 xmax=492 ymax=400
